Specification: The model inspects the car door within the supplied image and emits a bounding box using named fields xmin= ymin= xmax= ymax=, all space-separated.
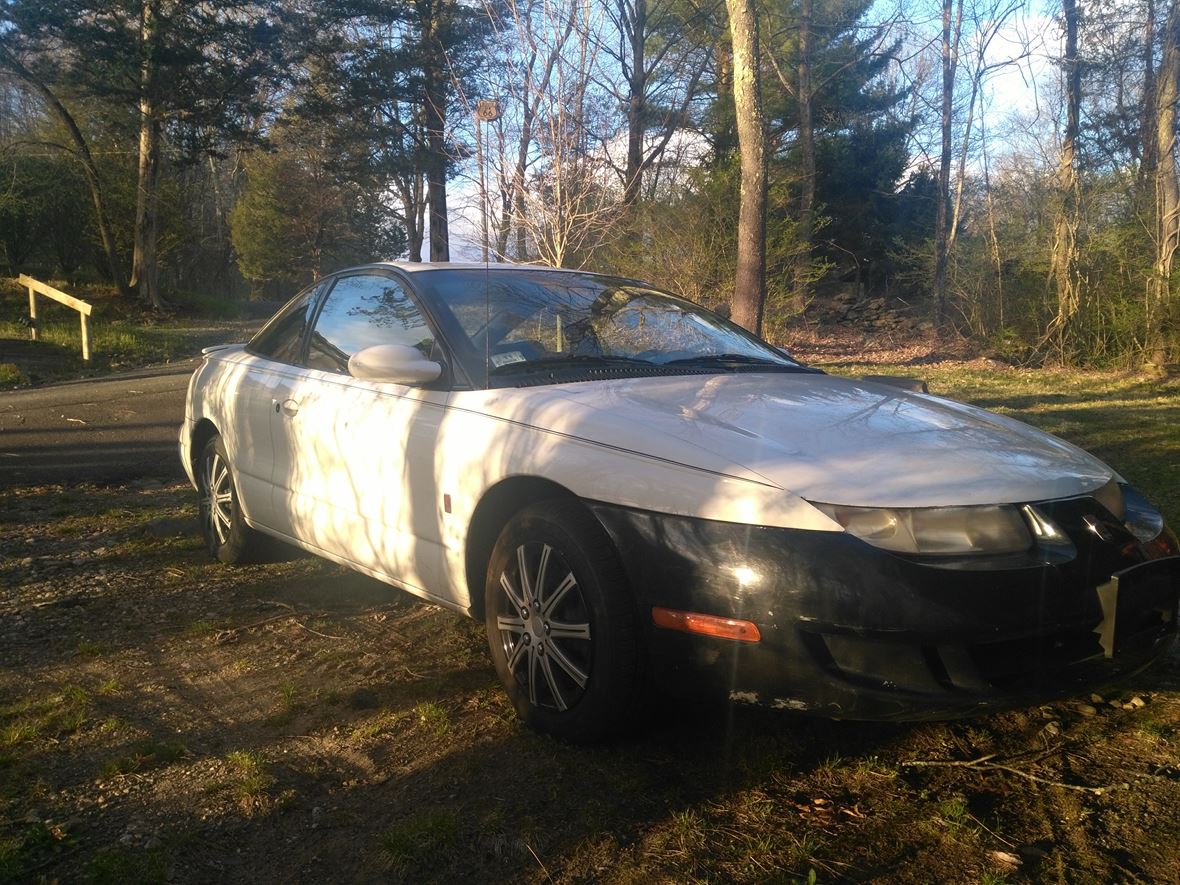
xmin=228 ymin=284 xmax=322 ymax=529
xmin=269 ymin=271 xmax=452 ymax=597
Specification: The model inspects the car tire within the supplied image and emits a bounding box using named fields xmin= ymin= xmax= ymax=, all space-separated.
xmin=197 ymin=434 xmax=268 ymax=564
xmin=485 ymin=499 xmax=643 ymax=742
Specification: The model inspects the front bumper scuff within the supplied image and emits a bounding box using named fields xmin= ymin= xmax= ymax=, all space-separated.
xmin=588 ymin=497 xmax=1180 ymax=721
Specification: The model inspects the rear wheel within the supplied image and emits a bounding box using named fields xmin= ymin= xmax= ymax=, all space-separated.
xmin=485 ymin=500 xmax=642 ymax=742
xmin=197 ymin=435 xmax=268 ymax=564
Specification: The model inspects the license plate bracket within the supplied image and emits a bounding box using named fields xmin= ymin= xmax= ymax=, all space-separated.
xmin=1093 ymin=557 xmax=1180 ymax=659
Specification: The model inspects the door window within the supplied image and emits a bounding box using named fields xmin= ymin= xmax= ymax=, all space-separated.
xmin=247 ymin=282 xmax=325 ymax=364
xmin=306 ymin=274 xmax=437 ymax=375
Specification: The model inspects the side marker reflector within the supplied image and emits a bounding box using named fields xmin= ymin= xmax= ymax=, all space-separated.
xmin=652 ymin=607 xmax=761 ymax=643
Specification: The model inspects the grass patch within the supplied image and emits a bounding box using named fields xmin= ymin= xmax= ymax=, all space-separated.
xmin=101 ymin=740 xmax=187 ymax=778
xmin=0 ymin=686 xmax=92 ymax=749
xmin=0 ymin=822 xmax=70 ymax=882
xmin=410 ymin=702 xmax=449 ymax=738
xmin=0 ymin=362 xmax=25 ymax=386
xmin=224 ymin=750 xmax=274 ymax=809
xmin=379 ymin=809 xmax=460 ymax=877
xmin=85 ymin=843 xmax=169 ymax=884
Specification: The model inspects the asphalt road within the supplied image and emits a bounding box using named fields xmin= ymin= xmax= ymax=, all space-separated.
xmin=0 ymin=361 xmax=198 ymax=488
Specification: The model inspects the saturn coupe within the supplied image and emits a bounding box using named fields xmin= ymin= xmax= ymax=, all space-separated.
xmin=179 ymin=263 xmax=1180 ymax=740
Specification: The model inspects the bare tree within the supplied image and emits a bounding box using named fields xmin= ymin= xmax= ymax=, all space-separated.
xmin=793 ymin=0 xmax=815 ymax=314
xmin=934 ymin=0 xmax=964 ymax=326
xmin=1150 ymin=0 xmax=1180 ymax=344
xmin=1046 ymin=0 xmax=1083 ymax=353
xmin=599 ymin=0 xmax=711 ymax=206
xmin=505 ymin=0 xmax=625 ymax=267
xmin=725 ymin=0 xmax=767 ymax=334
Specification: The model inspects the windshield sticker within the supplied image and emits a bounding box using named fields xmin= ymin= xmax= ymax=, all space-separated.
xmin=491 ymin=351 xmax=526 ymax=367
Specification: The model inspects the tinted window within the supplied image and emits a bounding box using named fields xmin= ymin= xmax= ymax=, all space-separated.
xmin=306 ymin=274 xmax=436 ymax=375
xmin=248 ymin=284 xmax=322 ymax=364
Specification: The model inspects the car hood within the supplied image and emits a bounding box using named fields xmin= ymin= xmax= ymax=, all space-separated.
xmin=478 ymin=372 xmax=1115 ymax=508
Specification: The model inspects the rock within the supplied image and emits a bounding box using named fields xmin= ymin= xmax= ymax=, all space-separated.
xmin=347 ymin=688 xmax=379 ymax=710
xmin=990 ymin=850 xmax=1021 ymax=871
xmin=143 ymin=517 xmax=197 ymax=538
xmin=1130 ymin=695 xmax=1147 ymax=708
xmin=1074 ymin=703 xmax=1098 ymax=717
xmin=1090 ymin=693 xmax=1104 ymax=704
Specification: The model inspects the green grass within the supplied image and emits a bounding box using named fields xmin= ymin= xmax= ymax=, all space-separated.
xmin=0 ymin=276 xmax=257 ymax=386
xmin=379 ymin=809 xmax=460 ymax=876
xmin=825 ymin=364 xmax=1180 ymax=527
xmin=0 ymin=686 xmax=92 ymax=748
xmin=86 ymin=844 xmax=169 ymax=884
xmin=224 ymin=750 xmax=274 ymax=807
xmin=101 ymin=740 xmax=188 ymax=778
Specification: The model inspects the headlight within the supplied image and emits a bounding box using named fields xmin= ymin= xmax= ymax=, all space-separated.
xmin=1121 ymin=484 xmax=1165 ymax=543
xmin=812 ymin=502 xmax=1031 ymax=555
xmin=1093 ymin=478 xmax=1126 ymax=520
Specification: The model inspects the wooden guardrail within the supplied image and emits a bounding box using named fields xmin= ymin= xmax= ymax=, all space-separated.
xmin=19 ymin=274 xmax=93 ymax=362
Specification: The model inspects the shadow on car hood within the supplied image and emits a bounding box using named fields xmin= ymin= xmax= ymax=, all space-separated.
xmin=481 ymin=372 xmax=1115 ymax=508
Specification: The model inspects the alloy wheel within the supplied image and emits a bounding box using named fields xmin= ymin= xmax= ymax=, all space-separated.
xmin=495 ymin=542 xmax=593 ymax=712
xmin=200 ymin=449 xmax=234 ymax=547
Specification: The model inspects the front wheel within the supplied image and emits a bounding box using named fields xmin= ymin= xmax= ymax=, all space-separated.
xmin=197 ymin=434 xmax=269 ymax=564
xmin=485 ymin=500 xmax=643 ymax=742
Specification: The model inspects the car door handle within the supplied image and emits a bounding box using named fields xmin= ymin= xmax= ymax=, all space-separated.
xmin=273 ymin=398 xmax=300 ymax=416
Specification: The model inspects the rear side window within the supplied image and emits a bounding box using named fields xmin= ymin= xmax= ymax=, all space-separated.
xmin=247 ymin=284 xmax=323 ymax=364
xmin=306 ymin=274 xmax=436 ymax=374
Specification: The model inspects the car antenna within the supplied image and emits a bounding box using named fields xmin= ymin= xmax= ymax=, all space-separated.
xmin=476 ymin=98 xmax=501 ymax=390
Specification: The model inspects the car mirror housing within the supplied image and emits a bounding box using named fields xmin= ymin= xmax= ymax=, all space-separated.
xmin=348 ymin=344 xmax=443 ymax=385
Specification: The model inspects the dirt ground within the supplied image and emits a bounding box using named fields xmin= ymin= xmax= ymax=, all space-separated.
xmin=3 ymin=479 xmax=1180 ymax=884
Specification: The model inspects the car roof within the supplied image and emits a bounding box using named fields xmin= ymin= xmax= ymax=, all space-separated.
xmin=366 ymin=261 xmax=589 ymax=275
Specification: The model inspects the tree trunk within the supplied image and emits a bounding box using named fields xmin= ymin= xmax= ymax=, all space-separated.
xmin=1047 ymin=0 xmax=1082 ymax=352
xmin=934 ymin=0 xmax=962 ymax=327
xmin=423 ymin=2 xmax=449 ymax=262
xmin=1152 ymin=0 xmax=1180 ymax=344
xmin=793 ymin=0 xmax=815 ymax=314
xmin=1140 ymin=0 xmax=1158 ymax=190
xmin=725 ymin=0 xmax=767 ymax=335
xmin=0 ymin=50 xmax=131 ymax=298
xmin=131 ymin=0 xmax=165 ymax=309
xmin=623 ymin=0 xmax=647 ymax=206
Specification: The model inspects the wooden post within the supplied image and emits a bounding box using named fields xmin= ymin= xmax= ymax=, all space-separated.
xmin=80 ymin=314 xmax=91 ymax=362
xmin=27 ymin=283 xmax=38 ymax=341
xmin=18 ymin=274 xmax=93 ymax=362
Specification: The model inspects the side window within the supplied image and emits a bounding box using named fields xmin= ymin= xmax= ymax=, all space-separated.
xmin=306 ymin=274 xmax=436 ymax=375
xmin=247 ymin=283 xmax=323 ymax=364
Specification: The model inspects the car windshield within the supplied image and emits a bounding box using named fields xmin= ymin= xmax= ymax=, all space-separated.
xmin=416 ymin=268 xmax=801 ymax=384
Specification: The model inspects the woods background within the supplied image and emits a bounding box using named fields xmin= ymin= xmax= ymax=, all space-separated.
xmin=1 ymin=0 xmax=1178 ymax=368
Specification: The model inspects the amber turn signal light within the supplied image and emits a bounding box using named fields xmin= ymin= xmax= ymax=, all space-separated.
xmin=651 ymin=607 xmax=761 ymax=643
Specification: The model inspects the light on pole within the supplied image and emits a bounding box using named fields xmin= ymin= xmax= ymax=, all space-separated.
xmin=475 ymin=99 xmax=501 ymax=263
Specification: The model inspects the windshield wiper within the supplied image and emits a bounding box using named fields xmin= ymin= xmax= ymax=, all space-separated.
xmin=661 ymin=353 xmax=799 ymax=369
xmin=489 ymin=354 xmax=656 ymax=374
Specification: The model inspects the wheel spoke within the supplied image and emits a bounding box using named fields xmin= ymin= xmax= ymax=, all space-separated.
xmin=499 ymin=572 xmax=526 ymax=611
xmin=534 ymin=544 xmax=551 ymax=606
xmin=516 ymin=545 xmax=533 ymax=602
xmin=547 ymin=619 xmax=590 ymax=641
xmin=496 ymin=614 xmax=525 ymax=633
xmin=546 ymin=640 xmax=588 ymax=688
xmin=505 ymin=636 xmax=528 ymax=675
xmin=541 ymin=572 xmax=577 ymax=617
xmin=527 ymin=645 xmax=540 ymax=706
xmin=539 ymin=654 xmax=568 ymax=711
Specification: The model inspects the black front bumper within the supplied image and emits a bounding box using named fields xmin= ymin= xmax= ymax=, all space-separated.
xmin=588 ymin=497 xmax=1180 ymax=721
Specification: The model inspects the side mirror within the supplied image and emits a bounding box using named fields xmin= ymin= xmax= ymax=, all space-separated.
xmin=348 ymin=344 xmax=442 ymax=385
xmin=861 ymin=374 xmax=929 ymax=394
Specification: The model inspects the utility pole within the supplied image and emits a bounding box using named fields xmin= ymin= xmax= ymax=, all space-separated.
xmin=476 ymin=99 xmax=501 ymax=263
